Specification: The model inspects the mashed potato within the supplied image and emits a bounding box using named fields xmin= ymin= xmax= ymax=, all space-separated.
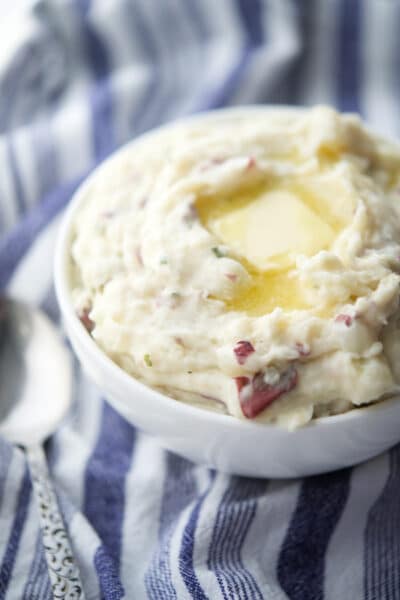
xmin=70 ymin=106 xmax=400 ymax=428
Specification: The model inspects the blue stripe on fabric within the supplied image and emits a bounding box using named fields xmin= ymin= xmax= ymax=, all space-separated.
xmin=226 ymin=489 xmax=263 ymax=599
xmin=277 ymin=469 xmax=351 ymax=600
xmin=94 ymin=545 xmax=125 ymax=600
xmin=182 ymin=0 xmax=209 ymax=41
xmin=123 ymin=1 xmax=160 ymax=135
xmin=90 ymin=77 xmax=115 ymax=161
xmin=179 ymin=472 xmax=215 ymax=600
xmin=337 ymin=0 xmax=362 ymax=113
xmin=364 ymin=446 xmax=400 ymax=600
xmin=127 ymin=1 xmax=178 ymax=136
xmin=0 ymin=48 xmax=26 ymax=134
xmin=210 ymin=492 xmax=247 ymax=600
xmin=0 ymin=173 xmax=86 ymax=290
xmin=207 ymin=477 xmax=265 ymax=600
xmin=0 ymin=466 xmax=32 ymax=596
xmin=22 ymin=532 xmax=51 ymax=600
xmin=5 ymin=137 xmax=26 ymax=217
xmin=84 ymin=400 xmax=135 ymax=581
xmin=76 ymin=0 xmax=115 ymax=160
xmin=210 ymin=480 xmax=262 ymax=600
xmin=237 ymin=0 xmax=263 ymax=45
xmin=38 ymin=574 xmax=51 ymax=600
xmin=31 ymin=119 xmax=59 ymax=204
xmin=214 ymin=481 xmax=263 ymax=600
xmin=37 ymin=573 xmax=51 ymax=600
xmin=199 ymin=0 xmax=263 ymax=110
xmin=145 ymin=453 xmax=197 ymax=600
xmin=268 ymin=1 xmax=307 ymax=106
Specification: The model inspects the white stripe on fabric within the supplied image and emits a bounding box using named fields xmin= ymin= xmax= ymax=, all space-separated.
xmin=88 ymin=0 xmax=160 ymax=148
xmin=241 ymin=479 xmax=300 ymax=599
xmin=52 ymin=93 xmax=93 ymax=183
xmin=188 ymin=0 xmax=246 ymax=112
xmin=233 ymin=0 xmax=299 ymax=105
xmin=194 ymin=464 xmax=210 ymax=496
xmin=68 ymin=512 xmax=102 ymax=600
xmin=168 ymin=473 xmax=204 ymax=600
xmin=297 ymin=1 xmax=338 ymax=106
xmin=7 ymin=125 xmax=38 ymax=210
xmin=163 ymin=0 xmax=242 ymax=119
xmin=90 ymin=0 xmax=134 ymax=68
xmin=361 ymin=0 xmax=400 ymax=138
xmin=5 ymin=492 xmax=38 ymax=600
xmin=88 ymin=0 xmax=147 ymax=146
xmin=0 ymin=452 xmax=26 ymax=562
xmin=118 ymin=0 xmax=167 ymax=141
xmin=120 ymin=435 xmax=166 ymax=599
xmin=0 ymin=1 xmax=36 ymax=20
xmin=132 ymin=0 xmax=175 ymax=133
xmin=189 ymin=473 xmax=229 ymax=599
xmin=46 ymin=3 xmax=94 ymax=182
xmin=101 ymin=2 xmax=155 ymax=143
xmin=7 ymin=215 xmax=61 ymax=303
xmin=153 ymin=0 xmax=204 ymax=120
xmin=0 ymin=139 xmax=19 ymax=233
xmin=324 ymin=454 xmax=390 ymax=600
xmin=0 ymin=9 xmax=37 ymax=76
xmin=51 ymin=370 xmax=104 ymax=511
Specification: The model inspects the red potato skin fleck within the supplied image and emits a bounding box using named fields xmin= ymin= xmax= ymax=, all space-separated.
xmin=183 ymin=203 xmax=199 ymax=224
xmin=78 ymin=308 xmax=94 ymax=333
xmin=234 ymin=340 xmax=255 ymax=365
xmin=235 ymin=366 xmax=298 ymax=419
xmin=234 ymin=376 xmax=250 ymax=393
xmin=225 ymin=273 xmax=238 ymax=282
xmin=199 ymin=157 xmax=227 ymax=172
xmin=335 ymin=314 xmax=353 ymax=327
xmin=211 ymin=157 xmax=227 ymax=166
xmin=295 ymin=342 xmax=310 ymax=357
xmin=246 ymin=157 xmax=257 ymax=170
xmin=135 ymin=246 xmax=143 ymax=267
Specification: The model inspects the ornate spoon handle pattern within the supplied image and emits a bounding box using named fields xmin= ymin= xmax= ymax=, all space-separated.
xmin=26 ymin=444 xmax=85 ymax=599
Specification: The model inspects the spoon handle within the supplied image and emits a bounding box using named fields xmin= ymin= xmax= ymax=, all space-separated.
xmin=26 ymin=444 xmax=86 ymax=599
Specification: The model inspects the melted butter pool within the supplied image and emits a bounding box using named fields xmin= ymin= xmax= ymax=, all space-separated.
xmin=197 ymin=178 xmax=351 ymax=316
xmin=224 ymin=269 xmax=309 ymax=315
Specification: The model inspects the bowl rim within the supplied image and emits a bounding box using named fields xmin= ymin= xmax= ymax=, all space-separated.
xmin=53 ymin=104 xmax=400 ymax=432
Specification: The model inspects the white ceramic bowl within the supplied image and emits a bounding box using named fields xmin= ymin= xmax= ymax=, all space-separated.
xmin=54 ymin=107 xmax=400 ymax=478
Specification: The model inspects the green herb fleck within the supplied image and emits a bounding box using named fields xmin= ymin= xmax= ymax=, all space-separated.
xmin=144 ymin=353 xmax=153 ymax=367
xmin=171 ymin=292 xmax=181 ymax=299
xmin=187 ymin=370 xmax=193 ymax=374
xmin=212 ymin=246 xmax=224 ymax=258
xmin=160 ymin=257 xmax=168 ymax=265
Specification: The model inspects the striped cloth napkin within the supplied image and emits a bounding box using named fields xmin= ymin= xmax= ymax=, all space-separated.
xmin=0 ymin=1 xmax=399 ymax=598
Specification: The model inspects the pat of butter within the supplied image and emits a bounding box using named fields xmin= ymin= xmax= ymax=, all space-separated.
xmin=210 ymin=189 xmax=335 ymax=270
xmin=196 ymin=180 xmax=347 ymax=315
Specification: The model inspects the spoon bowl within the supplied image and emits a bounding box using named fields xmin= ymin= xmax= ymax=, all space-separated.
xmin=0 ymin=298 xmax=72 ymax=446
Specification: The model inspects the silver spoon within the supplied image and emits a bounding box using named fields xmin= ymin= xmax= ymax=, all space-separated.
xmin=0 ymin=297 xmax=85 ymax=599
